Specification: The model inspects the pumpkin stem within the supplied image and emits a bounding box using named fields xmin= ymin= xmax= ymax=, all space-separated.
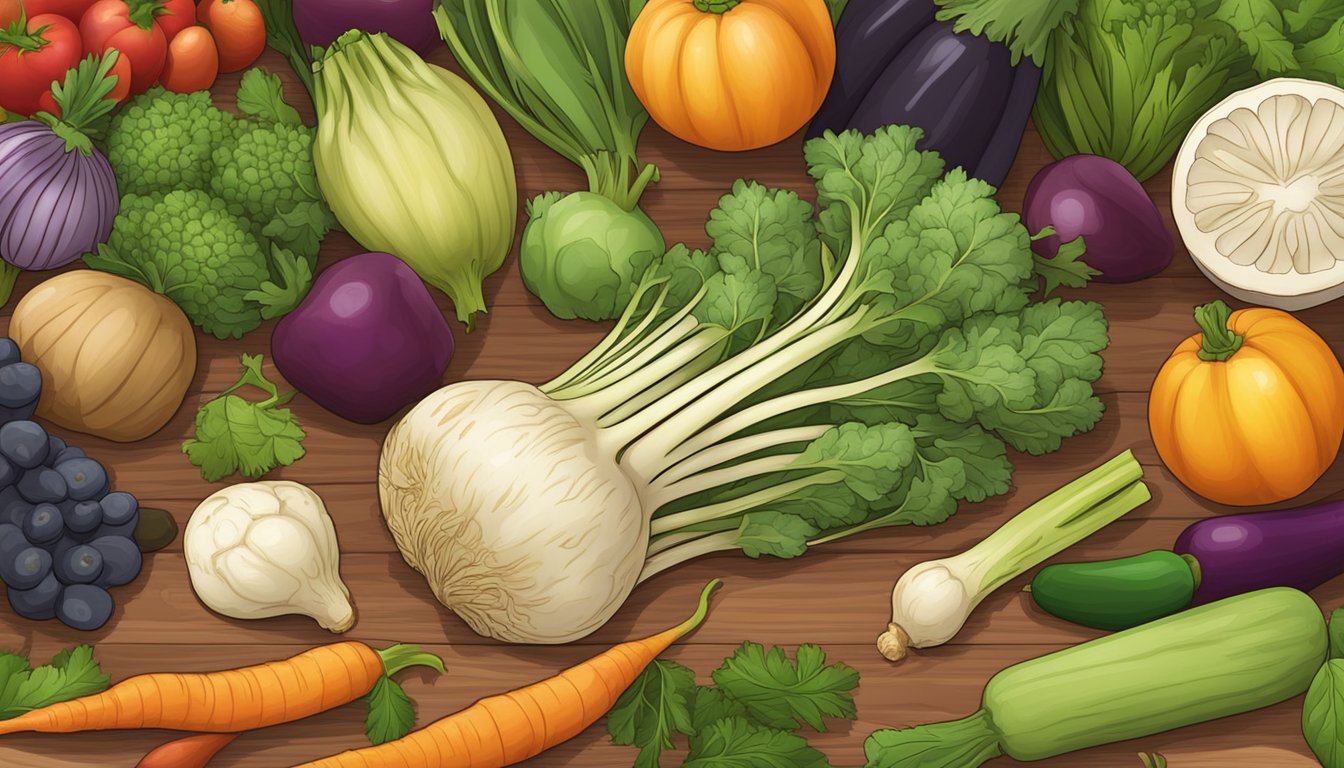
xmin=693 ymin=0 xmax=742 ymax=12
xmin=1193 ymin=300 xmax=1244 ymax=362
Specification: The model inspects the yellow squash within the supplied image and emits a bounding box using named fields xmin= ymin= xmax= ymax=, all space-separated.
xmin=11 ymin=271 xmax=197 ymax=442
xmin=626 ymin=0 xmax=835 ymax=152
xmin=1148 ymin=300 xmax=1344 ymax=506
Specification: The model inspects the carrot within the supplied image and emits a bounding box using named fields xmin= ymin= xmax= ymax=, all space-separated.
xmin=0 ymin=642 xmax=443 ymax=735
xmin=137 ymin=733 xmax=239 ymax=768
xmin=292 ymin=580 xmax=721 ymax=768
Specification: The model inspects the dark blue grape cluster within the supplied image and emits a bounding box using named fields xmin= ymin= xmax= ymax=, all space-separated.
xmin=0 ymin=339 xmax=141 ymax=631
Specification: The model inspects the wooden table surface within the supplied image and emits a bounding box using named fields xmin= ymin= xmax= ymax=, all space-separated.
xmin=0 ymin=48 xmax=1338 ymax=768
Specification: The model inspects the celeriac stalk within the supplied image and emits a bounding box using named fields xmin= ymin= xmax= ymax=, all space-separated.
xmin=875 ymin=451 xmax=1149 ymax=662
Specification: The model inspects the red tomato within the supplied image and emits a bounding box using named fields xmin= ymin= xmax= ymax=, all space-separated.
xmin=159 ymin=24 xmax=216 ymax=92
xmin=196 ymin=0 xmax=264 ymax=73
xmin=0 ymin=12 xmax=82 ymax=115
xmin=79 ymin=0 xmax=166 ymax=94
xmin=155 ymin=0 xmax=194 ymax=40
xmin=0 ymin=0 xmax=96 ymax=26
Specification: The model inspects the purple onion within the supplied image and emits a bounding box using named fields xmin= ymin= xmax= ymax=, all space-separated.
xmin=293 ymin=0 xmax=441 ymax=56
xmin=1024 ymin=154 xmax=1173 ymax=283
xmin=273 ymin=252 xmax=455 ymax=424
xmin=0 ymin=122 xmax=118 ymax=272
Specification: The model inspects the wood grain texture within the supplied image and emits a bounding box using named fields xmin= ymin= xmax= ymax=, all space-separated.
xmin=0 ymin=45 xmax=1336 ymax=768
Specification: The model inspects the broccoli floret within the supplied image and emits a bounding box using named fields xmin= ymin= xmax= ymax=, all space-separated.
xmin=84 ymin=190 xmax=270 ymax=339
xmin=105 ymin=89 xmax=239 ymax=196
xmin=211 ymin=123 xmax=333 ymax=261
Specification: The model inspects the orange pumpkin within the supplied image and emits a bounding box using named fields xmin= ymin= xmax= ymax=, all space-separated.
xmin=625 ymin=0 xmax=835 ymax=152
xmin=1148 ymin=300 xmax=1344 ymax=506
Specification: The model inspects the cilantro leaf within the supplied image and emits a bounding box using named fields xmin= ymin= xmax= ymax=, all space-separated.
xmin=236 ymin=68 xmax=304 ymax=126
xmin=1292 ymin=15 xmax=1344 ymax=85
xmin=934 ymin=0 xmax=1079 ymax=64
xmin=608 ymin=659 xmax=698 ymax=768
xmin=1031 ymin=231 xmax=1098 ymax=297
xmin=363 ymin=676 xmax=415 ymax=746
xmin=690 ymin=686 xmax=750 ymax=734
xmin=1212 ymin=0 xmax=1299 ymax=75
xmin=684 ymin=717 xmax=830 ymax=768
xmin=0 ymin=647 xmax=109 ymax=721
xmin=1303 ymin=659 xmax=1344 ymax=768
xmin=246 ymin=246 xmax=315 ymax=320
xmin=182 ymin=354 xmax=306 ymax=482
xmin=791 ymin=423 xmax=916 ymax=502
xmin=711 ymin=643 xmax=859 ymax=732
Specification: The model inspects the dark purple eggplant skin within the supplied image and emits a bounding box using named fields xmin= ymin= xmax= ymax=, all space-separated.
xmin=974 ymin=60 xmax=1041 ymax=186
xmin=1174 ymin=501 xmax=1344 ymax=606
xmin=807 ymin=0 xmax=938 ymax=135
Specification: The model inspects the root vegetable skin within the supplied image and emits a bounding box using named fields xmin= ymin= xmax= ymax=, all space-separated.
xmin=137 ymin=733 xmax=238 ymax=768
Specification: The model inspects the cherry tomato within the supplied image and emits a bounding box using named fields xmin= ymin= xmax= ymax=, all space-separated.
xmin=196 ymin=0 xmax=263 ymax=73
xmin=0 ymin=0 xmax=96 ymax=26
xmin=159 ymin=24 xmax=216 ymax=92
xmin=154 ymin=0 xmax=193 ymax=40
xmin=79 ymin=0 xmax=166 ymax=94
xmin=0 ymin=12 xmax=82 ymax=115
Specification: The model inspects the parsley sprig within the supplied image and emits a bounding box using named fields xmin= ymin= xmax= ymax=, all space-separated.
xmin=182 ymin=354 xmax=307 ymax=482
xmin=607 ymin=642 xmax=859 ymax=767
xmin=0 ymin=646 xmax=110 ymax=720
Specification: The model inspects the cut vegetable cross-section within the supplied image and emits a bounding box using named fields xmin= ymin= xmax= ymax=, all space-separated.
xmin=1173 ymin=78 xmax=1344 ymax=310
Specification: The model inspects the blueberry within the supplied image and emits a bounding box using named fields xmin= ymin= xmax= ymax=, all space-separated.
xmin=0 ymin=340 xmax=20 ymax=368
xmin=89 ymin=536 xmax=140 ymax=587
xmin=1 ymin=545 xmax=51 ymax=590
xmin=55 ymin=458 xmax=106 ymax=502
xmin=0 ymin=523 xmax=26 ymax=558
xmin=21 ymin=503 xmax=63 ymax=545
xmin=17 ymin=468 xmax=66 ymax=504
xmin=54 ymin=544 xmax=102 ymax=585
xmin=57 ymin=584 xmax=113 ymax=631
xmin=0 ymin=421 xmax=48 ymax=469
xmin=64 ymin=500 xmax=102 ymax=534
xmin=0 ymin=362 xmax=40 ymax=411
xmin=7 ymin=572 xmax=60 ymax=620
xmin=100 ymin=492 xmax=138 ymax=526
xmin=0 ymin=456 xmax=16 ymax=488
xmin=52 ymin=446 xmax=86 ymax=465
xmin=43 ymin=436 xmax=66 ymax=467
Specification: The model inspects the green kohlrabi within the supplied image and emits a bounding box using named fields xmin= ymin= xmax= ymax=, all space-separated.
xmin=378 ymin=126 xmax=1110 ymax=645
xmin=436 ymin=0 xmax=664 ymax=321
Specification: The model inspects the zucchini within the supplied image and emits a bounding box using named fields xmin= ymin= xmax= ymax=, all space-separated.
xmin=864 ymin=588 xmax=1329 ymax=767
xmin=1027 ymin=550 xmax=1199 ymax=630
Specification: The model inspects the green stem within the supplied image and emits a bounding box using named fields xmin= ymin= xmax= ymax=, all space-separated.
xmin=0 ymin=17 xmax=50 ymax=53
xmin=641 ymin=536 xmax=738 ymax=584
xmin=376 ymin=644 xmax=446 ymax=677
xmin=649 ymin=473 xmax=837 ymax=535
xmin=655 ymin=425 xmax=831 ymax=488
xmin=0 ymin=263 xmax=21 ymax=308
xmin=1193 ymin=300 xmax=1243 ymax=362
xmin=672 ymin=579 xmax=721 ymax=636
xmin=863 ymin=711 xmax=1004 ymax=768
xmin=693 ymin=0 xmax=741 ymax=12
xmin=649 ymin=453 xmax=804 ymax=507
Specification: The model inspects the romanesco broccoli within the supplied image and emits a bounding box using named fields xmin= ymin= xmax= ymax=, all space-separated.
xmin=105 ymin=89 xmax=239 ymax=196
xmin=84 ymin=190 xmax=271 ymax=339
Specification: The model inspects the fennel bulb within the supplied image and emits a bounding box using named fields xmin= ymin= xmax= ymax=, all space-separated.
xmin=312 ymin=31 xmax=517 ymax=330
xmin=380 ymin=126 xmax=1111 ymax=644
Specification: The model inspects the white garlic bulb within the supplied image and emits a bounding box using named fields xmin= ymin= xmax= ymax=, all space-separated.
xmin=185 ymin=480 xmax=354 ymax=632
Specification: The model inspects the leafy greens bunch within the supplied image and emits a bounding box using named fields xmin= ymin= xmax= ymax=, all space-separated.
xmin=377 ymin=124 xmax=1109 ymax=645
xmin=86 ymin=70 xmax=333 ymax=339
xmin=937 ymin=0 xmax=1344 ymax=181
xmin=0 ymin=646 xmax=108 ymax=720
xmin=607 ymin=643 xmax=859 ymax=768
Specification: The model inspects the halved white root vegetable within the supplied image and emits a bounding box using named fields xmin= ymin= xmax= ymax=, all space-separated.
xmin=1172 ymin=78 xmax=1344 ymax=311
xmin=878 ymin=451 xmax=1150 ymax=662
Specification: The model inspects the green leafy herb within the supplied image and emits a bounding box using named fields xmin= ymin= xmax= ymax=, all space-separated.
xmin=35 ymin=51 xmax=122 ymax=153
xmin=1331 ymin=609 xmax=1344 ymax=660
xmin=236 ymin=69 xmax=304 ymax=126
xmin=0 ymin=646 xmax=110 ymax=720
xmin=683 ymin=718 xmax=829 ymax=768
xmin=1304 ymin=659 xmax=1344 ymax=768
xmin=182 ymin=354 xmax=306 ymax=481
xmin=608 ymin=644 xmax=859 ymax=767
xmin=826 ymin=0 xmax=849 ymax=25
xmin=934 ymin=0 xmax=1080 ymax=64
xmin=245 ymin=246 xmax=314 ymax=319
xmin=608 ymin=660 xmax=698 ymax=768
xmin=363 ymin=676 xmax=415 ymax=746
xmin=254 ymin=0 xmax=314 ymax=97
xmin=711 ymin=643 xmax=858 ymax=732
xmin=1030 ymin=230 xmax=1096 ymax=297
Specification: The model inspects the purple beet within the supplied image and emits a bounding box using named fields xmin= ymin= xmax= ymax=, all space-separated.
xmin=293 ymin=0 xmax=441 ymax=56
xmin=1174 ymin=501 xmax=1344 ymax=605
xmin=1024 ymin=154 xmax=1173 ymax=283
xmin=272 ymin=252 xmax=454 ymax=424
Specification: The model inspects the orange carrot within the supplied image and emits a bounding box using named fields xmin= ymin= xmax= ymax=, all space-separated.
xmin=137 ymin=733 xmax=239 ymax=768
xmin=293 ymin=580 xmax=721 ymax=768
xmin=0 ymin=642 xmax=443 ymax=736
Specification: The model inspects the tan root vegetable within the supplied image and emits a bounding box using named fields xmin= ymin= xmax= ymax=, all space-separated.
xmin=10 ymin=271 xmax=196 ymax=442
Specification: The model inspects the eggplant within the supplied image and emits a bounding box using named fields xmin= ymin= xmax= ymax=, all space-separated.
xmin=807 ymin=0 xmax=1040 ymax=186
xmin=1028 ymin=499 xmax=1344 ymax=631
